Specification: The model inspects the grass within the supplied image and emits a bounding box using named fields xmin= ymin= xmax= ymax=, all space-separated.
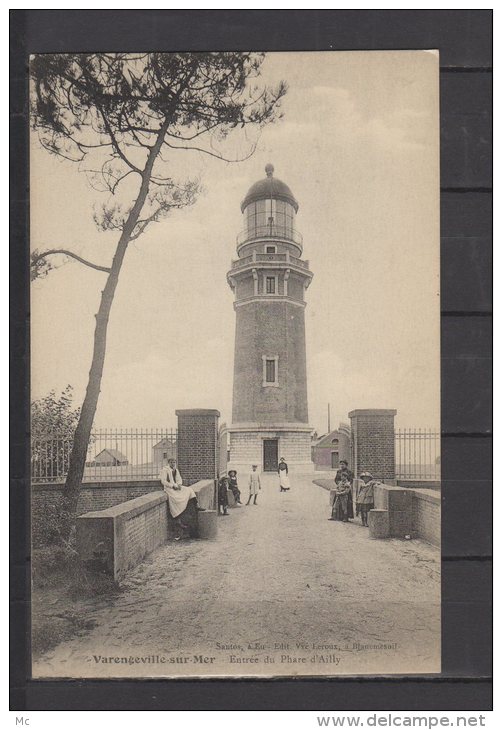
xmin=31 ymin=543 xmax=119 ymax=659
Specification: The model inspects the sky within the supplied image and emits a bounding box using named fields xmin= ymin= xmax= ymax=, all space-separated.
xmin=30 ymin=51 xmax=440 ymax=433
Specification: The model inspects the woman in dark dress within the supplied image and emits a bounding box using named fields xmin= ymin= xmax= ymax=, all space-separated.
xmin=334 ymin=459 xmax=354 ymax=520
xmin=330 ymin=477 xmax=352 ymax=522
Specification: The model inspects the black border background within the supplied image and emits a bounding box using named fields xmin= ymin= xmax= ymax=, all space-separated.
xmin=10 ymin=9 xmax=493 ymax=712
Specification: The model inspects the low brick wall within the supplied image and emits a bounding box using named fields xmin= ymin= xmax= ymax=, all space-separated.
xmin=374 ymin=484 xmax=413 ymax=537
xmin=32 ymin=480 xmax=163 ymax=517
xmin=76 ymin=479 xmax=216 ymax=582
xmin=398 ymin=479 xmax=440 ymax=491
xmin=373 ymin=484 xmax=440 ymax=546
xmin=77 ymin=492 xmax=168 ymax=582
xmin=314 ymin=479 xmax=440 ymax=547
xmin=411 ymin=489 xmax=441 ymax=546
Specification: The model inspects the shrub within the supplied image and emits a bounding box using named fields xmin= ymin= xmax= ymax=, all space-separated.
xmin=32 ymin=494 xmax=75 ymax=549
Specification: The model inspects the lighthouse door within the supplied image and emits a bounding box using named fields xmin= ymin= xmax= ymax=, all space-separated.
xmin=263 ymin=439 xmax=279 ymax=471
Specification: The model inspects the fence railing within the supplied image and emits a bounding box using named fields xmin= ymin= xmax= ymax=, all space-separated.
xmin=31 ymin=428 xmax=178 ymax=484
xmin=395 ymin=428 xmax=440 ymax=481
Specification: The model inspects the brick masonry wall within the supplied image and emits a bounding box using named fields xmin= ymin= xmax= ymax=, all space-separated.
xmin=77 ymin=493 xmax=169 ymax=581
xmin=176 ymin=409 xmax=219 ymax=486
xmin=232 ymin=300 xmax=308 ymax=424
xmin=120 ymin=500 xmax=167 ymax=574
xmin=411 ymin=490 xmax=440 ymax=546
xmin=77 ymin=480 xmax=216 ymax=581
xmin=349 ymin=409 xmax=396 ymax=481
xmin=32 ymin=480 xmax=163 ymax=518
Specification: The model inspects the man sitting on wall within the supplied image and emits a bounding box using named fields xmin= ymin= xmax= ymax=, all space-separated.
xmin=159 ymin=458 xmax=205 ymax=540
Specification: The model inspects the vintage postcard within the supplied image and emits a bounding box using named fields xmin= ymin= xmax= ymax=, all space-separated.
xmin=30 ymin=50 xmax=440 ymax=678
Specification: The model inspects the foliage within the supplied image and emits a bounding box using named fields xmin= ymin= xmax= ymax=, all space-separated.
xmin=31 ymin=386 xmax=81 ymax=484
xmin=30 ymin=52 xmax=287 ymax=516
xmin=31 ymin=385 xmax=80 ymax=437
xmin=30 ymin=53 xmax=287 ymax=251
xmin=32 ymin=494 xmax=76 ymax=549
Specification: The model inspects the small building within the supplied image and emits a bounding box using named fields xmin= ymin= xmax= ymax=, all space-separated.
xmin=86 ymin=448 xmax=129 ymax=467
xmin=152 ymin=437 xmax=177 ymax=466
xmin=312 ymin=424 xmax=351 ymax=471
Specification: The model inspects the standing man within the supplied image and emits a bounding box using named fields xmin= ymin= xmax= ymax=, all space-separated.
xmin=246 ymin=464 xmax=261 ymax=505
xmin=334 ymin=459 xmax=354 ymax=520
xmin=159 ymin=457 xmax=204 ymax=539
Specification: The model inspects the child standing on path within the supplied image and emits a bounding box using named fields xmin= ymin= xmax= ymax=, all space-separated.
xmin=217 ymin=475 xmax=230 ymax=516
xmin=356 ymin=471 xmax=377 ymax=527
xmin=246 ymin=464 xmax=261 ymax=505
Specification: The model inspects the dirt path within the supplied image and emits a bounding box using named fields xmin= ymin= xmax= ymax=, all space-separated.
xmin=33 ymin=475 xmax=440 ymax=678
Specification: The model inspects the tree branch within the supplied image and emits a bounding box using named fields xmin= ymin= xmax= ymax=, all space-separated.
xmin=31 ymin=249 xmax=112 ymax=273
xmin=163 ymin=138 xmax=257 ymax=163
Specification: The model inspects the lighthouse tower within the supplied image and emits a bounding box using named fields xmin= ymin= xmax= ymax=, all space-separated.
xmin=225 ymin=164 xmax=314 ymax=474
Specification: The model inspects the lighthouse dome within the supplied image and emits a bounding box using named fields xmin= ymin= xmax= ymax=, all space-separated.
xmin=241 ymin=164 xmax=299 ymax=213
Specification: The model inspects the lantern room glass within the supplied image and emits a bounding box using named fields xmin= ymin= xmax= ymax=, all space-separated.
xmin=244 ymin=199 xmax=295 ymax=240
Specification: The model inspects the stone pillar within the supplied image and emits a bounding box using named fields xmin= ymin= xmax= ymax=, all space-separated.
xmin=176 ymin=409 xmax=220 ymax=486
xmin=349 ymin=409 xmax=397 ymax=482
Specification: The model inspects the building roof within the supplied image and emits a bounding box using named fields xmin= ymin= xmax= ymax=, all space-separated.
xmin=314 ymin=429 xmax=345 ymax=449
xmin=241 ymin=164 xmax=299 ymax=213
xmin=93 ymin=448 xmax=128 ymax=462
xmin=153 ymin=437 xmax=176 ymax=449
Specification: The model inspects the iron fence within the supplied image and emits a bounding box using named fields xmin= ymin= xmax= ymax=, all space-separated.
xmin=395 ymin=428 xmax=440 ymax=481
xmin=31 ymin=428 xmax=177 ymax=484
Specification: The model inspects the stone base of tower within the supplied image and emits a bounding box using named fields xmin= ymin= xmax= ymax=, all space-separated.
xmin=223 ymin=423 xmax=314 ymax=475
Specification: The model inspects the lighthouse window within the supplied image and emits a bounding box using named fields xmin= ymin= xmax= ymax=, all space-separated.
xmin=262 ymin=355 xmax=279 ymax=387
xmin=275 ymin=200 xmax=295 ymax=235
xmin=266 ymin=276 xmax=276 ymax=294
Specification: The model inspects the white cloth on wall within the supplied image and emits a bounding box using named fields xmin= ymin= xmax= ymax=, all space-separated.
xmin=163 ymin=485 xmax=197 ymax=518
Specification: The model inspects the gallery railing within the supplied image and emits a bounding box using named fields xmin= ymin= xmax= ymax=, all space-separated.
xmin=31 ymin=427 xmax=178 ymax=483
xmin=236 ymin=224 xmax=303 ymax=248
xmin=231 ymin=252 xmax=310 ymax=271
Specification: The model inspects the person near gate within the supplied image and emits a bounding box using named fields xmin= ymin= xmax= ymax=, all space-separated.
xmin=217 ymin=475 xmax=230 ymax=516
xmin=329 ymin=475 xmax=352 ymax=522
xmin=246 ymin=464 xmax=261 ymax=505
xmin=228 ymin=470 xmax=242 ymax=505
xmin=334 ymin=459 xmax=354 ymax=520
xmin=278 ymin=457 xmax=290 ymax=492
xmin=159 ymin=457 xmax=205 ymax=539
xmin=355 ymin=471 xmax=377 ymax=527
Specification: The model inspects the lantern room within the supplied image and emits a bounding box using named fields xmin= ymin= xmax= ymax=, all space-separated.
xmin=237 ymin=164 xmax=303 ymax=254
